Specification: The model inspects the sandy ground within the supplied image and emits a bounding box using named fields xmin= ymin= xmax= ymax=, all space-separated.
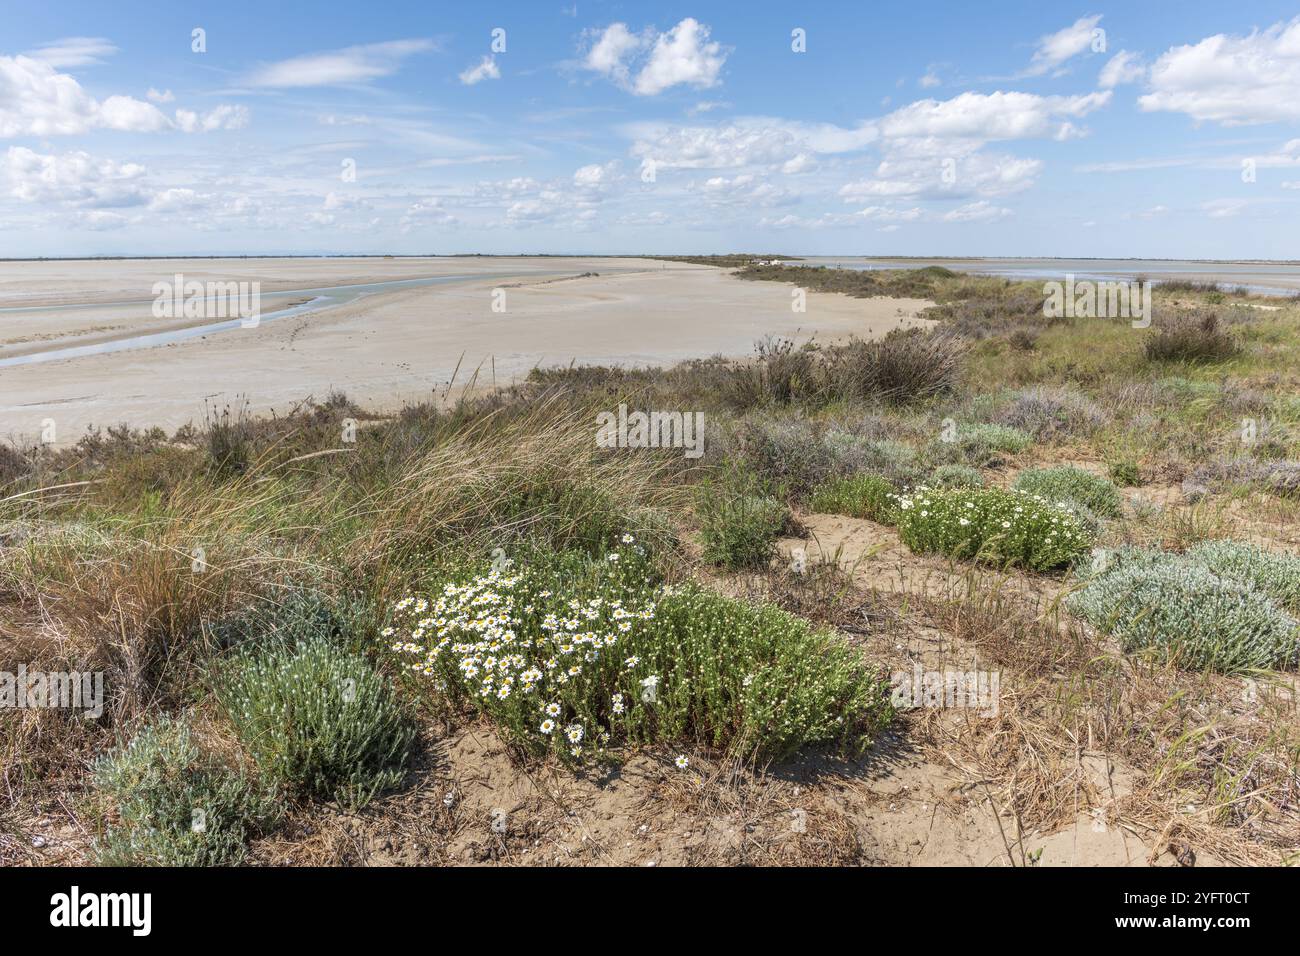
xmin=0 ymin=257 xmax=932 ymax=444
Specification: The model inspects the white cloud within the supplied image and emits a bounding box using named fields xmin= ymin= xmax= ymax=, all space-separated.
xmin=146 ymin=87 xmax=175 ymax=104
xmin=840 ymin=153 xmax=1042 ymax=202
xmin=583 ymin=23 xmax=643 ymax=87
xmin=573 ymin=161 xmax=618 ymax=187
xmin=781 ymin=153 xmax=815 ymax=174
xmin=1203 ymin=198 xmax=1249 ymax=218
xmin=943 ymin=200 xmax=1012 ymax=222
xmin=1098 ymin=50 xmax=1145 ymax=88
xmin=1139 ymin=18 xmax=1300 ymax=124
xmin=459 ymin=55 xmax=500 ymax=85
xmin=626 ymin=117 xmax=875 ymax=170
xmin=22 ymin=37 xmax=118 ymax=68
xmin=634 ymin=18 xmax=726 ymax=95
xmin=2 ymin=146 xmax=148 ymax=207
xmin=0 ymin=55 xmax=170 ymax=135
xmin=583 ymin=18 xmax=727 ymax=96
xmin=919 ymin=69 xmax=941 ymax=89
xmin=879 ymin=90 xmax=1111 ymax=142
xmin=173 ymin=104 xmax=249 ymax=133
xmin=1027 ymin=15 xmax=1104 ymax=76
xmin=1283 ymin=180 xmax=1300 ymax=189
xmin=247 ymin=39 xmax=436 ymax=88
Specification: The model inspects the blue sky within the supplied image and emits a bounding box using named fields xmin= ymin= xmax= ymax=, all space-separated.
xmin=1 ymin=0 xmax=1298 ymax=258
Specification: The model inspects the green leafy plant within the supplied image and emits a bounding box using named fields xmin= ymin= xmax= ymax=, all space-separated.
xmin=1184 ymin=540 xmax=1300 ymax=613
xmin=1013 ymin=466 xmax=1124 ymax=518
xmin=389 ymin=541 xmax=893 ymax=762
xmin=894 ymin=486 xmax=1094 ymax=570
xmin=698 ymin=492 xmax=789 ymax=569
xmin=808 ymin=474 xmax=900 ymax=522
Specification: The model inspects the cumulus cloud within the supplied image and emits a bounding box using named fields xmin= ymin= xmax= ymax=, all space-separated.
xmin=459 ymin=55 xmax=500 ymax=85
xmin=879 ymin=90 xmax=1111 ymax=143
xmin=582 ymin=18 xmax=727 ymax=95
xmin=247 ymin=39 xmax=436 ymax=87
xmin=174 ymin=104 xmax=249 ymax=133
xmin=22 ymin=37 xmax=118 ymax=68
xmin=0 ymin=56 xmax=244 ymax=137
xmin=1138 ymin=17 xmax=1300 ymax=125
xmin=2 ymin=146 xmax=148 ymax=207
xmin=1027 ymin=15 xmax=1104 ymax=76
xmin=1099 ymin=50 xmax=1145 ymax=88
xmin=146 ymin=87 xmax=175 ymax=103
xmin=0 ymin=55 xmax=169 ymax=135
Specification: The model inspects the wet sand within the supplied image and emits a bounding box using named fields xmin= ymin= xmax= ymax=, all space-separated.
xmin=0 ymin=257 xmax=933 ymax=445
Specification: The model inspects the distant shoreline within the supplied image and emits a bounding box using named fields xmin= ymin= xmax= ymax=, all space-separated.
xmin=3 ymin=253 xmax=1299 ymax=266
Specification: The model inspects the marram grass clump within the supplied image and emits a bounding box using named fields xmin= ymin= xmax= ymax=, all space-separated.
xmin=1067 ymin=549 xmax=1299 ymax=673
xmin=389 ymin=539 xmax=893 ymax=762
xmin=216 ymin=637 xmax=415 ymax=808
xmin=92 ymin=715 xmax=281 ymax=866
xmin=894 ymin=486 xmax=1094 ymax=570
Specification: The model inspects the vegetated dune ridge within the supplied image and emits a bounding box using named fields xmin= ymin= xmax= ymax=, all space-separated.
xmin=0 ymin=256 xmax=931 ymax=444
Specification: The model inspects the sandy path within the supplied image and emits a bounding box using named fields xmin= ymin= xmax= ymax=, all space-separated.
xmin=0 ymin=257 xmax=932 ymax=445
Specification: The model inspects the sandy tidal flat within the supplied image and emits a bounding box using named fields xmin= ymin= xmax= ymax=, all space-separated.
xmin=0 ymin=256 xmax=932 ymax=444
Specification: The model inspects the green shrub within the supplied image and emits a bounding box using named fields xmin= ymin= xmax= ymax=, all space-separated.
xmin=930 ymin=463 xmax=985 ymax=489
xmin=92 ymin=715 xmax=280 ymax=866
xmin=699 ymin=492 xmax=789 ymax=569
xmin=1184 ymin=540 xmax=1300 ymax=613
xmin=216 ymin=638 xmax=415 ymax=808
xmin=895 ymin=486 xmax=1094 ymax=570
xmin=808 ymin=474 xmax=900 ymax=522
xmin=1108 ymin=459 xmax=1142 ymax=486
xmin=389 ymin=543 xmax=893 ymax=762
xmin=1068 ymin=550 xmax=1299 ymax=672
xmin=1013 ymin=466 xmax=1124 ymax=518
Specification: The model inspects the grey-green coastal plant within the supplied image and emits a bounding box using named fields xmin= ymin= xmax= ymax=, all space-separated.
xmin=92 ymin=714 xmax=281 ymax=866
xmin=1068 ymin=549 xmax=1300 ymax=672
xmin=216 ymin=637 xmax=415 ymax=808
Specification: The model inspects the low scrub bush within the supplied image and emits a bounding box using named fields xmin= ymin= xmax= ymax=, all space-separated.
xmin=698 ymin=492 xmax=789 ymax=569
xmin=389 ymin=542 xmax=893 ymax=761
xmin=92 ymin=715 xmax=280 ymax=866
xmin=929 ymin=463 xmax=985 ymax=489
xmin=823 ymin=330 xmax=965 ymax=404
xmin=1068 ymin=550 xmax=1299 ymax=672
xmin=1143 ymin=310 xmax=1240 ymax=364
xmin=216 ymin=637 xmax=415 ymax=808
xmin=933 ymin=422 xmax=1033 ymax=466
xmin=895 ymin=486 xmax=1094 ymax=570
xmin=1108 ymin=459 xmax=1142 ymax=486
xmin=1184 ymin=540 xmax=1300 ymax=613
xmin=1012 ymin=466 xmax=1123 ymax=519
xmin=808 ymin=474 xmax=899 ymax=522
xmin=995 ymin=385 xmax=1108 ymax=440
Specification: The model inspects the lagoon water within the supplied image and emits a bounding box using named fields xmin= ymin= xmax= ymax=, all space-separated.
xmin=794 ymin=257 xmax=1300 ymax=296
